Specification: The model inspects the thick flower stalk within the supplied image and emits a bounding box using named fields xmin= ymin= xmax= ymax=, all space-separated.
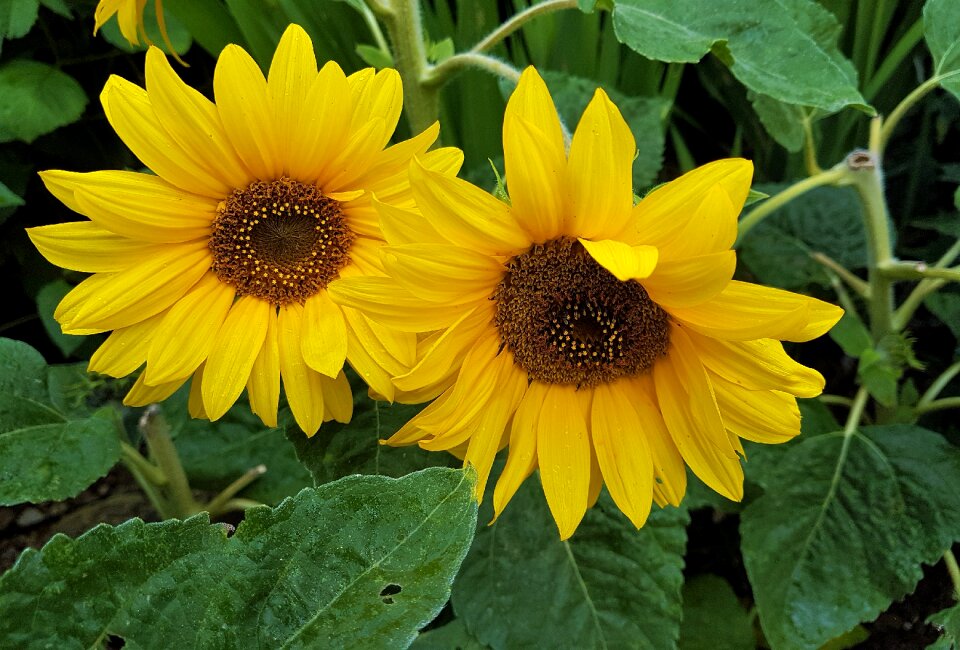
xmin=330 ymin=67 xmax=844 ymax=538
xmin=28 ymin=25 xmax=461 ymax=436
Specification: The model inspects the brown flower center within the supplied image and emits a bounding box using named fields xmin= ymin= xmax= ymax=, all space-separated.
xmin=493 ymin=237 xmax=670 ymax=387
xmin=209 ymin=177 xmax=354 ymax=305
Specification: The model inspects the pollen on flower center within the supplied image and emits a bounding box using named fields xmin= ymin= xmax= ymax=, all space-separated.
xmin=209 ymin=177 xmax=354 ymax=305
xmin=493 ymin=237 xmax=670 ymax=387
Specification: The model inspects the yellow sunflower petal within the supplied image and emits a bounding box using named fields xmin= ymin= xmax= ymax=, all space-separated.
xmin=627 ymin=158 xmax=753 ymax=249
xmin=668 ymin=280 xmax=844 ymax=342
xmin=40 ymin=170 xmax=214 ymax=243
xmin=88 ymin=310 xmax=166 ymax=377
xmin=201 ymin=295 xmax=270 ymax=421
xmin=93 ymin=0 xmax=124 ymax=36
xmin=144 ymin=47 xmax=251 ymax=189
xmin=287 ymin=60 xmax=351 ymax=183
xmin=381 ymin=244 xmax=504 ymax=304
xmin=409 ymin=158 xmax=530 ymax=254
xmin=27 ymin=221 xmax=166 ymax=273
xmin=188 ymin=363 xmax=207 ymax=419
xmin=578 ymin=238 xmax=658 ymax=281
xmin=347 ymin=68 xmax=402 ymax=141
xmin=360 ymin=121 xmax=440 ymax=193
xmin=504 ymin=115 xmax=566 ymax=243
xmin=688 ymin=332 xmax=824 ymax=398
xmin=464 ymin=358 xmax=528 ymax=500
xmin=626 ymin=375 xmax=688 ymax=507
xmin=590 ymin=381 xmax=654 ymax=529
xmin=328 ymin=276 xmax=469 ymax=331
xmin=213 ymin=44 xmax=280 ymax=181
xmin=505 ymin=67 xmax=566 ymax=148
xmin=643 ymin=250 xmax=736 ymax=308
xmin=100 ymin=76 xmax=229 ymax=197
xmin=301 ymin=290 xmax=348 ymax=378
xmin=492 ymin=380 xmax=547 ymax=521
xmin=321 ymin=118 xmax=390 ymax=191
xmin=144 ymin=272 xmax=235 ymax=385
xmin=342 ymin=307 xmax=412 ymax=378
xmin=374 ymin=197 xmax=447 ymax=246
xmin=64 ymin=242 xmax=210 ymax=334
xmin=393 ymin=305 xmax=491 ymax=394
xmin=538 ymin=384 xmax=592 ymax=540
xmin=116 ymin=0 xmax=143 ymax=44
xmin=123 ymin=372 xmax=186 ymax=407
xmin=247 ymin=306 xmax=280 ymax=428
xmin=54 ymin=274 xmax=112 ymax=334
xmin=711 ymin=374 xmax=801 ymax=444
xmin=267 ymin=25 xmax=317 ymax=176
xmin=652 ymin=184 xmax=739 ymax=261
xmin=278 ymin=302 xmax=326 ymax=436
xmin=566 ymin=89 xmax=635 ymax=240
xmin=320 ymin=370 xmax=353 ymax=424
xmin=653 ymin=325 xmax=744 ymax=501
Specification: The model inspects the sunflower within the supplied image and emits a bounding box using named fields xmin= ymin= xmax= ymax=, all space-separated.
xmin=28 ymin=24 xmax=461 ymax=436
xmin=93 ymin=0 xmax=185 ymax=65
xmin=329 ymin=67 xmax=843 ymax=539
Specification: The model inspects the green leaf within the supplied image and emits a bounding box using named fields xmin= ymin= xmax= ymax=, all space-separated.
xmin=926 ymin=289 xmax=960 ymax=340
xmin=0 ymin=468 xmax=478 ymax=647
xmin=0 ymin=60 xmax=87 ymax=144
xmin=750 ymin=93 xmax=807 ymax=152
xmin=829 ymin=311 xmax=872 ymax=358
xmin=741 ymin=425 xmax=960 ymax=650
xmin=744 ymin=187 xmax=769 ymax=207
xmin=540 ymin=70 xmax=668 ymax=190
xmin=37 ymin=0 xmax=69 ymax=17
xmin=36 ymin=280 xmax=86 ymax=357
xmin=162 ymin=0 xmax=245 ymax=58
xmin=356 ymin=43 xmax=394 ymax=69
xmin=928 ymin=601 xmax=960 ymax=648
xmin=0 ymin=0 xmax=38 ymax=50
xmin=411 ymin=618 xmax=489 ymax=650
xmin=224 ymin=0 xmax=290 ymax=68
xmin=452 ymin=471 xmax=688 ymax=649
xmin=679 ymin=575 xmax=754 ymax=650
xmin=427 ymin=37 xmax=454 ymax=63
xmin=611 ymin=0 xmax=870 ymax=114
xmin=0 ymin=339 xmax=119 ymax=505
xmin=924 ymin=0 xmax=960 ymax=100
xmin=738 ymin=185 xmax=867 ymax=290
xmin=287 ymin=397 xmax=455 ymax=485
xmin=0 ymin=179 xmax=23 ymax=208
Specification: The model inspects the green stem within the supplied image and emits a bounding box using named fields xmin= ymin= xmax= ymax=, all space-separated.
xmin=204 ymin=464 xmax=267 ymax=517
xmin=801 ymin=113 xmax=822 ymax=176
xmin=660 ymin=63 xmax=685 ymax=107
xmin=424 ymin=52 xmax=521 ymax=87
xmin=120 ymin=441 xmax=168 ymax=486
xmin=945 ymin=549 xmax=960 ymax=600
xmin=735 ymin=166 xmax=849 ymax=244
xmin=914 ymin=397 xmax=960 ymax=415
xmin=140 ymin=405 xmax=200 ymax=518
xmin=375 ymin=0 xmax=438 ymax=135
xmin=892 ymin=238 xmax=960 ymax=330
xmin=919 ymin=361 xmax=960 ymax=408
xmin=880 ymin=70 xmax=960 ymax=150
xmin=811 ymin=252 xmax=870 ymax=298
xmin=819 ymin=394 xmax=855 ymax=409
xmin=120 ymin=455 xmax=174 ymax=520
xmin=847 ymin=150 xmax=895 ymax=343
xmin=878 ymin=260 xmax=960 ymax=282
xmin=470 ymin=0 xmax=578 ymax=54
xmin=843 ymin=387 xmax=871 ymax=437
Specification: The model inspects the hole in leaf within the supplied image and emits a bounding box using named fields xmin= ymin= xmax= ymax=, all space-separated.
xmin=380 ymin=583 xmax=402 ymax=604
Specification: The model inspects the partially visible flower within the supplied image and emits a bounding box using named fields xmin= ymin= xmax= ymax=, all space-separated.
xmin=94 ymin=0 xmax=185 ymax=65
xmin=29 ymin=25 xmax=461 ymax=435
xmin=330 ymin=67 xmax=843 ymax=539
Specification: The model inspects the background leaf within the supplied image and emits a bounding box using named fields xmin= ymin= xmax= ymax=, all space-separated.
xmin=0 ymin=467 xmax=478 ymax=648
xmin=741 ymin=425 xmax=960 ymax=650
xmin=0 ymin=60 xmax=87 ymax=143
xmin=0 ymin=338 xmax=120 ymax=505
xmin=452 ymin=470 xmax=688 ymax=649
xmin=0 ymin=0 xmax=38 ymax=52
xmin=611 ymin=0 xmax=869 ymax=114
xmin=678 ymin=575 xmax=754 ymax=650
xmin=923 ymin=0 xmax=960 ymax=100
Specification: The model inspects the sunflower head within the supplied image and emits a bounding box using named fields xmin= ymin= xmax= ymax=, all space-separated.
xmin=28 ymin=24 xmax=462 ymax=436
xmin=330 ymin=66 xmax=843 ymax=539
